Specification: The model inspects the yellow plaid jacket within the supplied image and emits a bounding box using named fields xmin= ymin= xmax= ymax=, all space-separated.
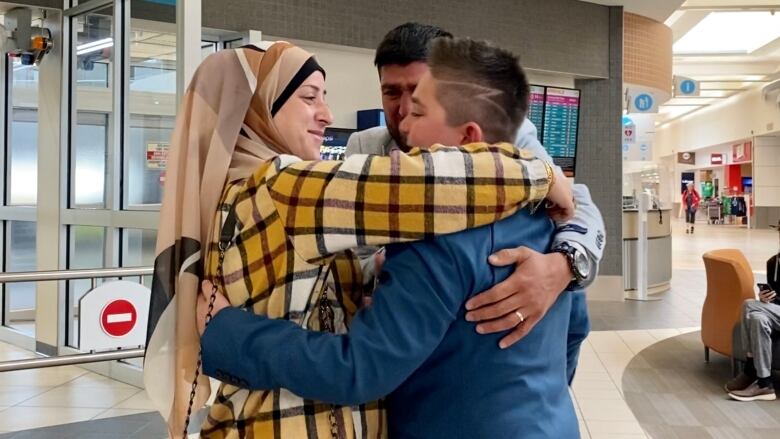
xmin=201 ymin=143 xmax=552 ymax=439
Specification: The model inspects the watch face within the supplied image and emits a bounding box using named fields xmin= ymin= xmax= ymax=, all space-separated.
xmin=574 ymin=252 xmax=590 ymax=279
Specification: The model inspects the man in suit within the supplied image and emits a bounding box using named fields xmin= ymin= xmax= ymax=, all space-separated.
xmin=347 ymin=22 xmax=603 ymax=375
xmin=199 ymin=37 xmax=580 ymax=438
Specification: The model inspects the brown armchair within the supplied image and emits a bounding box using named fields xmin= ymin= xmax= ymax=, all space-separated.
xmin=701 ymin=249 xmax=755 ymax=365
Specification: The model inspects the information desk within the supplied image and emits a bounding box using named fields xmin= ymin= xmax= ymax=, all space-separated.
xmin=622 ymin=208 xmax=672 ymax=294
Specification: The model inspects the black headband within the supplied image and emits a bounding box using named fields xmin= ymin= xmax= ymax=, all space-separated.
xmin=271 ymin=57 xmax=326 ymax=116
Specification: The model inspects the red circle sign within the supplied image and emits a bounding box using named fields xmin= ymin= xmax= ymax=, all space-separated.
xmin=100 ymin=299 xmax=137 ymax=337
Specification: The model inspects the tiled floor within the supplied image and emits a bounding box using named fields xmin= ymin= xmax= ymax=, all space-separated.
xmin=572 ymin=327 xmax=705 ymax=439
xmin=0 ymin=218 xmax=776 ymax=438
xmin=623 ymin=331 xmax=780 ymax=438
xmin=0 ymin=342 xmax=158 ymax=435
xmin=668 ymin=221 xmax=772 ymax=273
xmin=588 ymin=219 xmax=774 ymax=332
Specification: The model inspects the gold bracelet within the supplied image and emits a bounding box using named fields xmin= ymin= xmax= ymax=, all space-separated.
xmin=546 ymin=162 xmax=555 ymax=192
xmin=531 ymin=162 xmax=555 ymax=215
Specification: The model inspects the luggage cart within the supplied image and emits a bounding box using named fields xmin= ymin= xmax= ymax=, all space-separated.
xmin=707 ymin=199 xmax=722 ymax=224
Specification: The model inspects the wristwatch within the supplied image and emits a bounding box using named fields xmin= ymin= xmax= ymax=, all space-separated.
xmin=551 ymin=242 xmax=591 ymax=287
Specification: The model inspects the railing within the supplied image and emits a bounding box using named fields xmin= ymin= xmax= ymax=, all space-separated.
xmin=0 ymin=267 xmax=153 ymax=372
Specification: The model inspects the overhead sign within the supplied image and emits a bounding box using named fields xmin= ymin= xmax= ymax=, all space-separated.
xmin=711 ymin=153 xmax=724 ymax=165
xmin=674 ymin=76 xmax=700 ymax=97
xmin=634 ymin=94 xmax=654 ymax=112
xmin=80 ymin=280 xmax=150 ymax=351
xmin=627 ymin=89 xmax=659 ymax=113
xmin=677 ymin=152 xmax=695 ymax=165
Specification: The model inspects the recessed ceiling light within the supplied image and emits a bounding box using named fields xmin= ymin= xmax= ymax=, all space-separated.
xmin=674 ymin=11 xmax=780 ymax=55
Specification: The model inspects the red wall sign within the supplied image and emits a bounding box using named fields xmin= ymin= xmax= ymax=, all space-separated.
xmin=711 ymin=153 xmax=723 ymax=165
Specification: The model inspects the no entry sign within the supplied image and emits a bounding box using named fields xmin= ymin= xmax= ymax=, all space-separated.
xmin=80 ymin=281 xmax=150 ymax=351
xmin=100 ymin=299 xmax=137 ymax=337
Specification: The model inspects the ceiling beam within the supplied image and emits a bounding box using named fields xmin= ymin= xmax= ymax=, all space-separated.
xmin=751 ymin=35 xmax=780 ymax=57
xmin=679 ymin=1 xmax=780 ymax=11
xmin=669 ymin=10 xmax=709 ymax=42
xmin=673 ymin=60 xmax=779 ymax=76
xmin=662 ymin=103 xmax=721 ymax=106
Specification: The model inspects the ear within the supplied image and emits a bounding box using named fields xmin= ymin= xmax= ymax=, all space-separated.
xmin=460 ymin=122 xmax=484 ymax=144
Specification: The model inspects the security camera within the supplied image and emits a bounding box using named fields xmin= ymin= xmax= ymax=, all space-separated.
xmin=4 ymin=8 xmax=53 ymax=66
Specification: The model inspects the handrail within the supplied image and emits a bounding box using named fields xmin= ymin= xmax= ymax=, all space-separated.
xmin=0 ymin=267 xmax=153 ymax=372
xmin=0 ymin=267 xmax=153 ymax=283
xmin=0 ymin=348 xmax=145 ymax=372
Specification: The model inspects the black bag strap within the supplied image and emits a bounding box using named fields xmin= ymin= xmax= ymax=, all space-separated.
xmin=219 ymin=203 xmax=238 ymax=249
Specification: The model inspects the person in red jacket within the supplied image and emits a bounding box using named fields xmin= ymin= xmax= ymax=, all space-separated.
xmin=682 ymin=183 xmax=701 ymax=234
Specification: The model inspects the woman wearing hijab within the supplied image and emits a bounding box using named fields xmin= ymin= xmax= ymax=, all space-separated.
xmin=144 ymin=41 xmax=571 ymax=438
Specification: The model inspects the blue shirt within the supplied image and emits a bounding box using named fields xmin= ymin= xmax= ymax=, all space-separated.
xmin=202 ymin=208 xmax=579 ymax=438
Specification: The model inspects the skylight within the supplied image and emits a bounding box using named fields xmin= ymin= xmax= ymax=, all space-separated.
xmin=673 ymin=11 xmax=780 ymax=55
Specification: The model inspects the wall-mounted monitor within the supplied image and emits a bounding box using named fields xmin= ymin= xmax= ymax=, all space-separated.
xmin=527 ymin=85 xmax=546 ymax=141
xmin=357 ymin=109 xmax=385 ymax=131
xmin=541 ymin=87 xmax=581 ymax=177
xmin=320 ymin=127 xmax=356 ymax=160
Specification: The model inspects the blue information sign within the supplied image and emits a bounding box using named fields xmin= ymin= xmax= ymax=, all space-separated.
xmin=634 ymin=94 xmax=654 ymax=112
xmin=680 ymin=80 xmax=696 ymax=95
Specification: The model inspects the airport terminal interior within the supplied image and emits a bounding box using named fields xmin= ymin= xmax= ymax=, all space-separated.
xmin=0 ymin=0 xmax=780 ymax=438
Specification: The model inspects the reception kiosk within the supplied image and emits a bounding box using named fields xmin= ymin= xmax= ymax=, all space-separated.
xmin=623 ymin=203 xmax=672 ymax=296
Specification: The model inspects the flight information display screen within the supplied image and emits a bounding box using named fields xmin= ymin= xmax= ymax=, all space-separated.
xmin=527 ymin=85 xmax=546 ymax=141
xmin=541 ymin=87 xmax=581 ymax=177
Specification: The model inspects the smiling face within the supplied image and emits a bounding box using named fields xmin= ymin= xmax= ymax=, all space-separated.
xmin=272 ymin=71 xmax=333 ymax=160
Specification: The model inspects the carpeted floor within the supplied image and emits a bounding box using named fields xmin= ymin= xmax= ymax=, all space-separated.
xmin=622 ymin=331 xmax=780 ymax=438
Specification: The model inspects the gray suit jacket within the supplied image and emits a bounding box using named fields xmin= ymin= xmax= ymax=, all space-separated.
xmin=345 ymin=120 xmax=605 ymax=284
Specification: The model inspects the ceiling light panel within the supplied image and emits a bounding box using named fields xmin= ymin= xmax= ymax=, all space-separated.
xmin=664 ymin=97 xmax=721 ymax=106
xmin=658 ymin=105 xmax=701 ymax=119
xmin=694 ymin=74 xmax=767 ymax=82
xmin=698 ymin=89 xmax=735 ymax=98
xmin=698 ymin=81 xmax=760 ymax=90
xmin=673 ymin=11 xmax=780 ymax=55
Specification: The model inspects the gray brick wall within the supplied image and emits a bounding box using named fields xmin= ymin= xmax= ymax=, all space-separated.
xmin=12 ymin=0 xmax=62 ymax=8
xmin=131 ymin=1 xmax=175 ymax=22
xmin=202 ymin=0 xmax=610 ymax=78
xmin=575 ymin=6 xmax=623 ymax=276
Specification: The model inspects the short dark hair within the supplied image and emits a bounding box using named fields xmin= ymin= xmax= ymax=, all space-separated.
xmin=374 ymin=22 xmax=453 ymax=69
xmin=428 ymin=37 xmax=530 ymax=144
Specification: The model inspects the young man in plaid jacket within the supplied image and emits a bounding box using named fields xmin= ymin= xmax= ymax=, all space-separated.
xmin=199 ymin=37 xmax=580 ymax=438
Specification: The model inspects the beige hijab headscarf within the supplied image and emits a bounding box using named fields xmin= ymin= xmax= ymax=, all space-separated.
xmin=143 ymin=41 xmax=325 ymax=437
